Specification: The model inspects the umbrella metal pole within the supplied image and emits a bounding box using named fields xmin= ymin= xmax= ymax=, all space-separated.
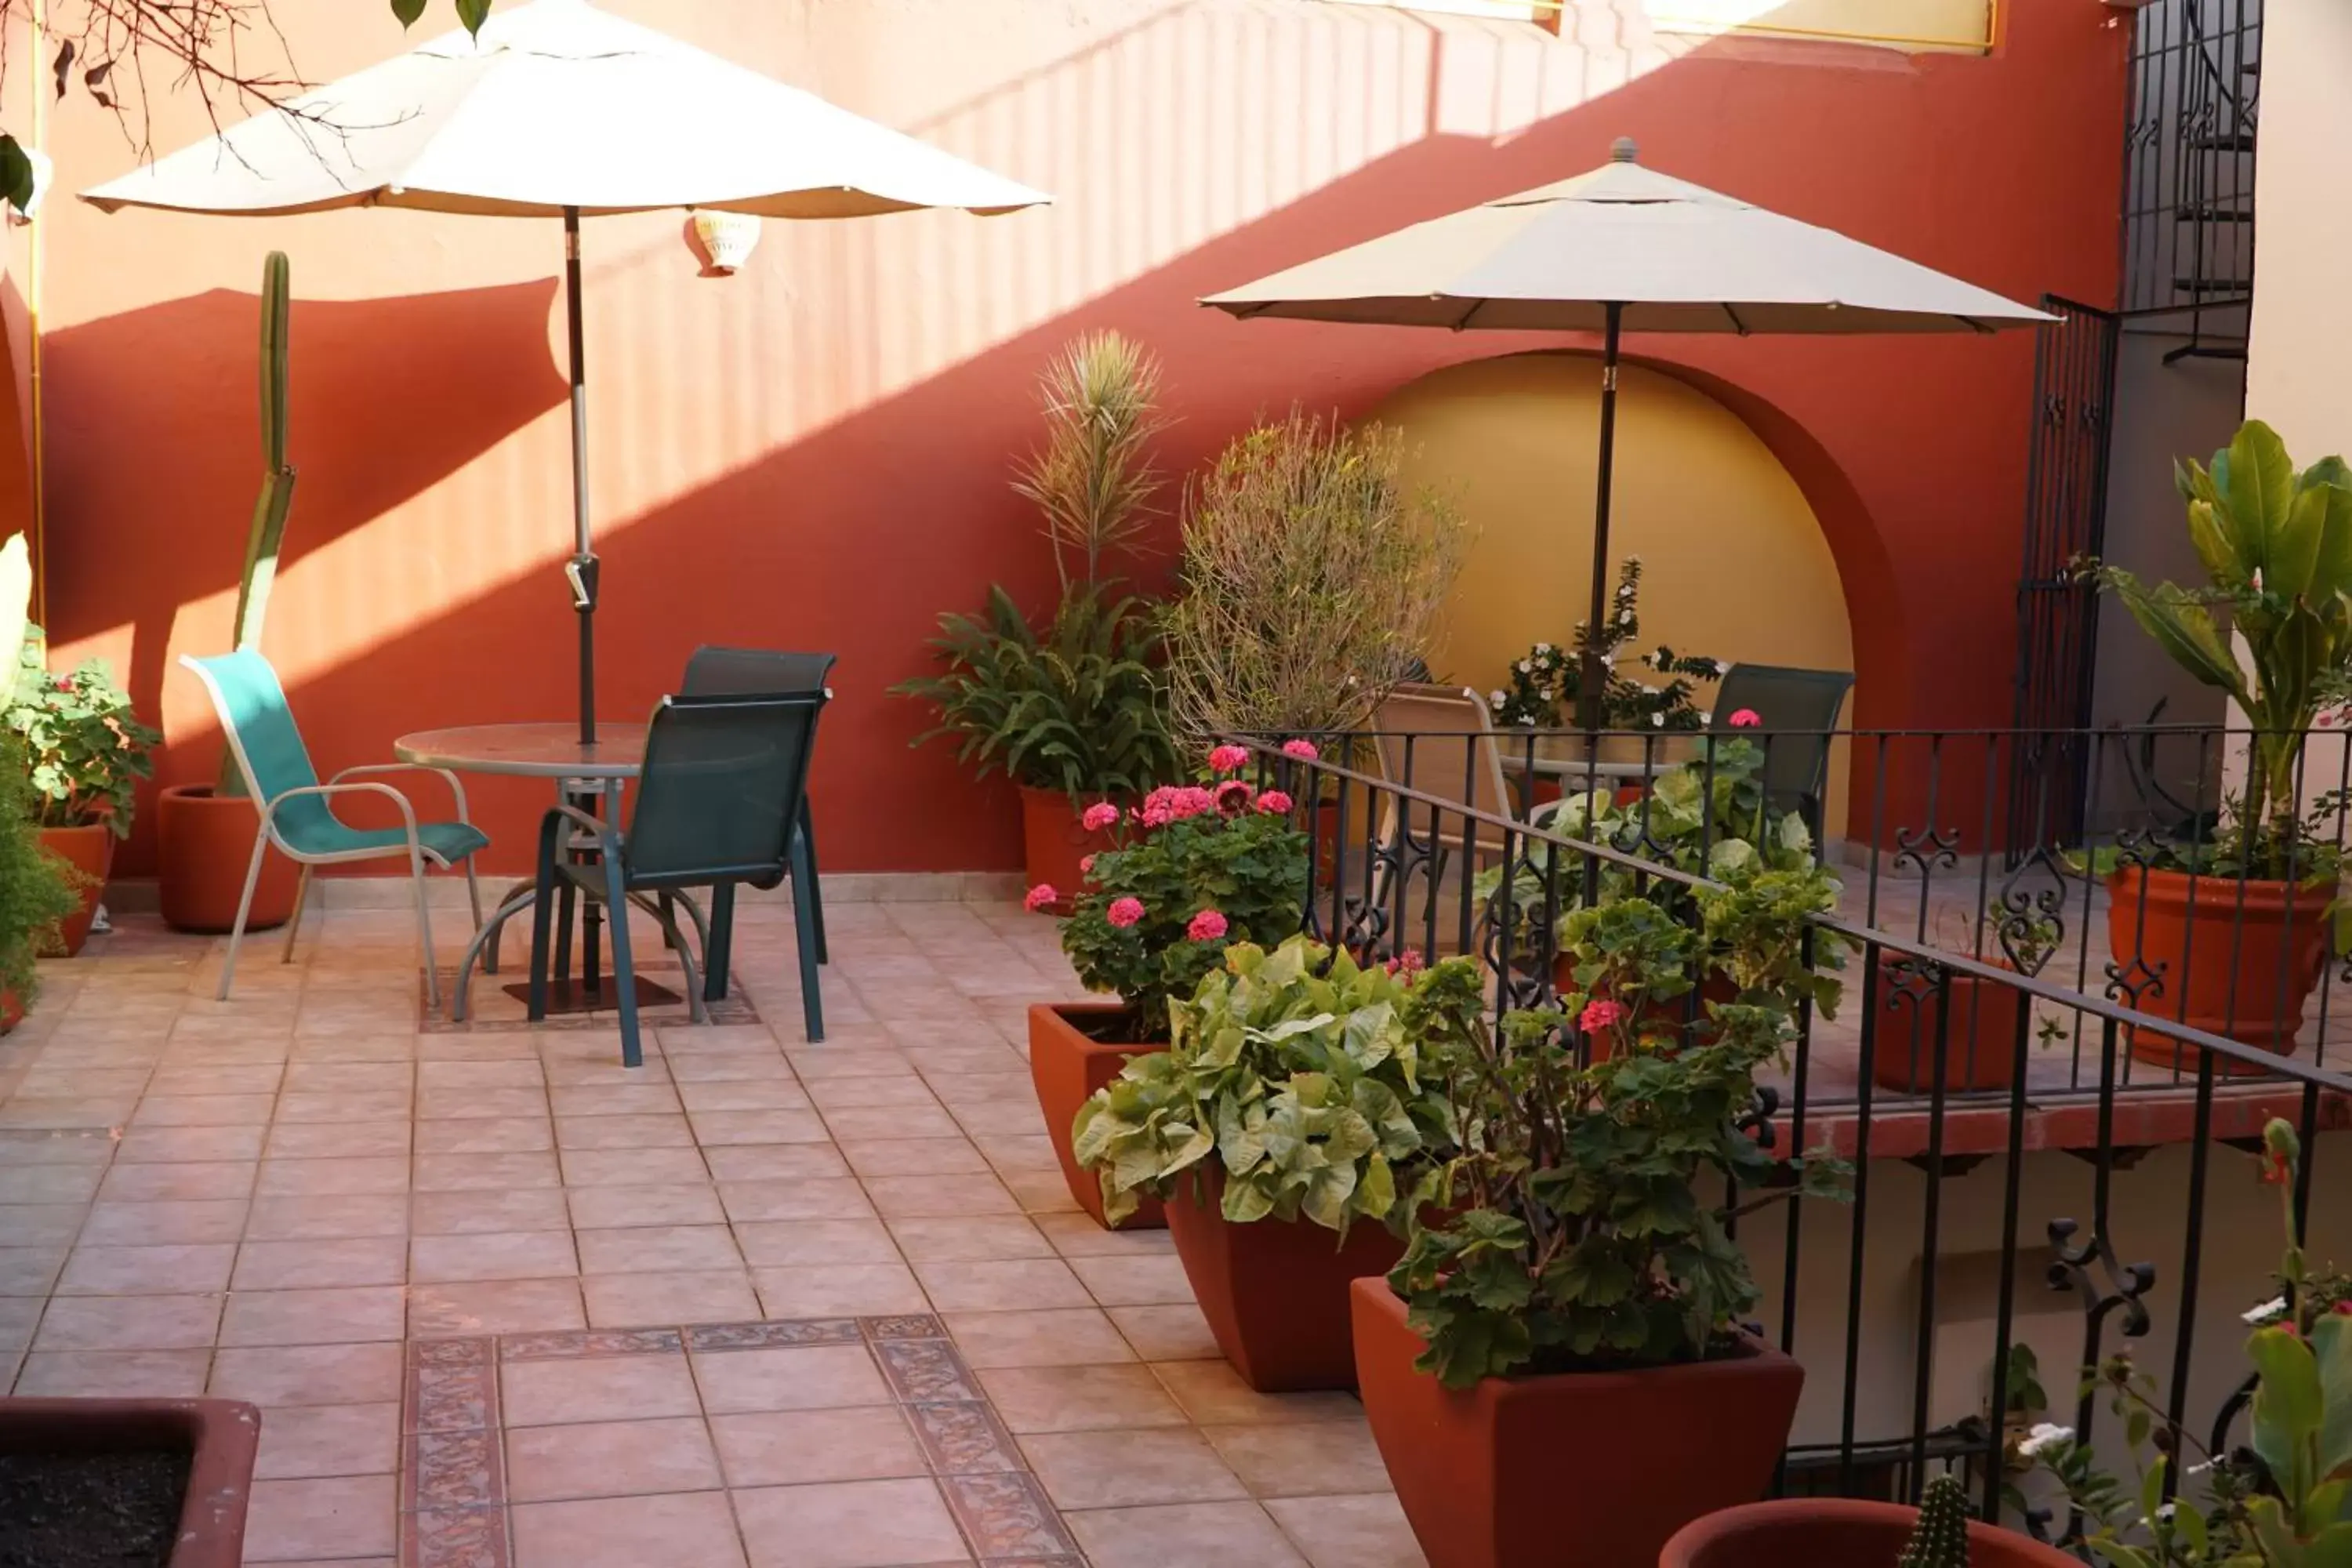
xmin=1578 ymin=300 xmax=1624 ymax=733
xmin=564 ymin=205 xmax=598 ymax=750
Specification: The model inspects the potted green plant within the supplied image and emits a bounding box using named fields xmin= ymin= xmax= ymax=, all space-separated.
xmin=1074 ymin=933 xmax=1479 ymax=1389
xmin=1352 ymin=858 xmax=1851 ymax=1568
xmin=898 ymin=332 xmax=1181 ymax=906
xmin=1491 ymin=557 xmax=1725 ymax=764
xmin=161 ymin=249 xmax=303 ymax=933
xmin=8 ymin=632 xmax=160 ymax=955
xmin=1029 ymin=746 xmax=1311 ymax=1229
xmin=1663 ymin=1470 xmax=2080 ymax=1568
xmin=1870 ymin=909 xmax=2061 ymax=1097
xmin=2090 ymin=419 xmax=2352 ymax=1065
xmin=0 ymin=538 xmax=83 ymax=1025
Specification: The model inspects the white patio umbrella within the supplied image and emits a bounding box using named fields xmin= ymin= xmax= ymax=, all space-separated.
xmin=82 ymin=0 xmax=1048 ymax=742
xmin=1203 ymin=138 xmax=2050 ymax=724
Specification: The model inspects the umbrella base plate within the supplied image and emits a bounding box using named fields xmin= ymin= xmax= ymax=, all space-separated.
xmin=503 ymin=975 xmax=683 ymax=1015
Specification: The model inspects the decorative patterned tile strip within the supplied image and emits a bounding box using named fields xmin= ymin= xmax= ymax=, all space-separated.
xmin=861 ymin=1313 xmax=947 ymax=1341
xmin=403 ymin=1428 xmax=504 ymax=1512
xmin=498 ymin=1328 xmax=684 ymax=1361
xmin=413 ymin=1338 xmax=494 ymax=1372
xmin=873 ymin=1337 xmax=983 ymax=1404
xmin=421 ymin=966 xmax=757 ymax=1033
xmin=403 ymin=1504 xmax=510 ymax=1568
xmin=983 ymin=1559 xmax=1087 ymax=1568
xmin=405 ymin=1338 xmax=497 ymax=1435
xmin=906 ymin=1401 xmax=1024 ymax=1475
xmin=685 ymin=1318 xmax=862 ymax=1351
xmin=940 ymin=1472 xmax=1085 ymax=1562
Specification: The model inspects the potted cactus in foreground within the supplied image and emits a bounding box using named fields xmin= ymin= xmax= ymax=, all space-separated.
xmin=1662 ymin=1472 xmax=2079 ymax=1568
xmin=158 ymin=249 xmax=303 ymax=932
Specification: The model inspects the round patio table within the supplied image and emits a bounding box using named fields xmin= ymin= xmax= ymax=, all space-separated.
xmin=393 ymin=722 xmax=664 ymax=1022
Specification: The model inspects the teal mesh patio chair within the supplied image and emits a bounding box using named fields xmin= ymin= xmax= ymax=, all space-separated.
xmin=677 ymin=645 xmax=833 ymax=996
xmin=181 ymin=652 xmax=488 ymax=1007
xmin=527 ymin=689 xmax=828 ymax=1066
xmin=1708 ymin=663 xmax=1855 ymax=837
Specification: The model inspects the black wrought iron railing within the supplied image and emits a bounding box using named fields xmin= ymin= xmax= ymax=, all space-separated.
xmin=1236 ymin=720 xmax=2352 ymax=1535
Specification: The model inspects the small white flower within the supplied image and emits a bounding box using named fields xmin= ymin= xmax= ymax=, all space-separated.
xmin=1696 ymin=710 xmax=1711 ymax=724
xmin=2155 ymin=1504 xmax=2176 ymax=1523
xmin=2187 ymin=1459 xmax=2216 ymax=1477
xmin=1516 ymin=659 xmax=1531 ymax=673
xmin=1624 ymin=554 xmax=1642 ymax=566
xmin=1617 ymin=611 xmax=1634 ymax=626
xmin=2245 ymin=1296 xmax=2288 ymax=1325
xmin=2252 ymin=567 xmax=2264 ymax=593
xmin=1599 ymin=653 xmax=1615 ymax=670
xmin=1651 ymin=711 xmax=1666 ymax=728
xmin=1534 ymin=642 xmax=1552 ymax=655
xmin=1490 ymin=690 xmax=1507 ymax=708
xmin=2017 ymin=1422 xmax=2074 ymax=1458
xmin=1710 ymin=659 xmax=1728 ymax=677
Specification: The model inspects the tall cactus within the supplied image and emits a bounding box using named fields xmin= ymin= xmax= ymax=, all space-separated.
xmin=217 ymin=251 xmax=296 ymax=797
xmin=1896 ymin=1473 xmax=1972 ymax=1568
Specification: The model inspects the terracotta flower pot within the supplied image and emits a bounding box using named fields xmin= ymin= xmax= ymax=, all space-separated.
xmin=37 ymin=822 xmax=114 ymax=956
xmin=1870 ymin=956 xmax=2026 ymax=1094
xmin=1163 ymin=1167 xmax=1404 ymax=1392
xmin=1 ymin=988 xmax=22 ymax=1034
xmin=1661 ymin=1497 xmax=2082 ymax=1567
xmin=157 ymin=784 xmax=298 ymax=935
xmin=1352 ymin=1277 xmax=1803 ymax=1568
xmin=0 ymin=1396 xmax=262 ymax=1568
xmin=1017 ymin=786 xmax=1117 ymax=913
xmin=1026 ymin=1000 xmax=1165 ymax=1230
xmin=2104 ymin=865 xmax=2332 ymax=1073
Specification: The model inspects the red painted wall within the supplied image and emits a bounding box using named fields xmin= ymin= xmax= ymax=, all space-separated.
xmin=34 ymin=0 xmax=2125 ymax=876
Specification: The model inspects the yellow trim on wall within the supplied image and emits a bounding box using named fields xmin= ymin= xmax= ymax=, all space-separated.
xmin=1322 ymin=0 xmax=1998 ymax=54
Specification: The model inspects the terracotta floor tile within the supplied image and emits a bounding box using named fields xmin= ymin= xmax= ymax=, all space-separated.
xmin=862 ymin=1175 xmax=1020 ymax=1220
xmin=412 ymin=1150 xmax=561 ymax=1190
xmin=689 ymin=1109 xmax=833 ymax=1146
xmin=777 ymin=1050 xmax=913 ymax=1081
xmin=886 ymin=1216 xmax=1054 ymax=1263
xmin=253 ymin=1401 xmax=401 ymax=1479
xmin=220 ymin=1286 xmax=408 ymax=1346
xmin=1022 ymin=1426 xmax=1248 ymax=1509
xmin=263 ymin=1120 xmax=412 ymax=1160
xmin=413 ymin=1115 xmax=556 ymax=1155
xmin=818 ymin=1105 xmax=964 ymax=1142
xmin=0 ymin=1204 xmax=89 ymax=1248
xmin=718 ymin=1178 xmax=873 ymax=1222
xmin=510 ymin=1489 xmax=747 ymax=1568
xmin=130 ymin=1093 xmax=276 ymax=1127
xmin=802 ymin=1076 xmax=939 ymax=1111
xmin=416 ymin=1058 xmax=546 ymax=1090
xmin=575 ymin=1224 xmax=742 ymax=1275
xmin=976 ymin=1363 xmax=1189 ymax=1433
xmin=1150 ymin=1361 xmax=1362 ymax=1426
xmin=945 ymin=1307 xmax=1137 ymax=1370
xmin=750 ymin=1264 xmax=928 ymax=1319
xmin=1068 ymin=1252 xmax=1196 ymax=1307
xmin=834 ymin=1137 xmax=993 ymax=1178
xmin=554 ymin=1112 xmax=696 ymax=1151
xmin=502 ymin=1350 xmax=701 ymax=1426
xmin=1036 ymin=1212 xmax=1178 ymax=1259
xmin=56 ymin=1242 xmax=235 ymax=1296
xmin=690 ymin=1343 xmax=893 ymax=1414
xmin=731 ymin=1476 xmax=971 ymax=1568
xmin=1262 ymin=1494 xmax=1425 ymax=1568
xmin=1107 ymin=1304 xmax=1223 ymax=1363
xmin=209 ymin=1341 xmax=405 ymax=1406
xmin=703 ymin=1144 xmax=853 ymax=1183
xmin=147 ymin=1065 xmax=282 ymax=1097
xmin=97 ymin=1160 xmax=255 ymax=1202
xmin=559 ymin=1145 xmax=712 ymax=1186
xmin=729 ymin=1220 xmax=898 ymax=1269
xmin=12 ymin=1348 xmax=212 ymax=1397
xmin=1203 ymin=1421 xmax=1392 ymax=1497
xmin=0 ymin=1163 xmax=106 ymax=1205
xmin=252 ymin=1156 xmax=412 ymax=1197
xmin=243 ymin=1192 xmax=410 ymax=1241
xmin=409 ymin=1229 xmax=580 ymax=1283
xmin=276 ymin=1091 xmax=413 ymax=1124
xmin=550 ymin=1083 xmax=683 ymax=1117
xmin=913 ymin=1258 xmax=1091 ymax=1313
xmin=418 ymin=1086 xmax=550 ymax=1120
xmin=708 ymin=1407 xmax=927 ymax=1488
xmin=0 ymin=1245 xmax=64 ymax=1297
xmin=1066 ymin=1500 xmax=1310 ymax=1568
xmin=505 ymin=1414 xmax=723 ymax=1502
xmin=31 ymin=1292 xmax=222 ymax=1352
xmin=580 ymin=1268 xmax=760 ymax=1328
xmin=280 ymin=1062 xmax=413 ymax=1094
xmin=243 ymin=1474 xmax=397 ymax=1563
xmin=669 ymin=1053 xmax=804 ymax=1084
xmin=411 ymin=1186 xmax=572 ymax=1236
xmin=998 ymin=1170 xmax=1083 ymax=1215
xmin=408 ymin=1278 xmax=586 ymax=1338
xmin=233 ymin=1237 xmax=408 ymax=1290
xmin=674 ymin=1079 xmax=811 ymax=1112
xmin=564 ymin=1182 xmax=728 ymax=1231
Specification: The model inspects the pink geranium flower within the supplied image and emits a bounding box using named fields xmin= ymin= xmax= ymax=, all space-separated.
xmin=1255 ymin=790 xmax=1294 ymax=815
xmin=1579 ymin=998 xmax=1628 ymax=1034
xmin=1207 ymin=744 xmax=1250 ymax=773
xmin=1213 ymin=779 xmax=1254 ymax=815
xmin=1186 ymin=909 xmax=1229 ymax=942
xmin=1078 ymin=855 xmax=1096 ymax=876
xmin=1729 ymin=709 xmax=1762 ymax=728
xmin=1384 ymin=949 xmax=1425 ymax=977
xmin=1106 ymin=897 xmax=1145 ymax=929
xmin=1080 ymin=801 xmax=1121 ymax=832
xmin=1022 ymin=884 xmax=1058 ymax=913
xmin=1281 ymin=739 xmax=1319 ymax=761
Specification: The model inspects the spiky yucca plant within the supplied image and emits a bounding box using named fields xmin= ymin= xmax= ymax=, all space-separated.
xmin=1896 ymin=1473 xmax=1971 ymax=1568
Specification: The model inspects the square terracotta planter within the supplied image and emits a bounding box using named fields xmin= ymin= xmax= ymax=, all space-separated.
xmin=0 ymin=1397 xmax=261 ymax=1568
xmin=1352 ymin=1279 xmax=1802 ymax=1568
xmin=1027 ymin=1000 xmax=1165 ymax=1230
xmin=1163 ymin=1167 xmax=1404 ymax=1392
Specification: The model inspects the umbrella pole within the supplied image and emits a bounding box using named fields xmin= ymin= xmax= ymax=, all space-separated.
xmin=1577 ymin=300 xmax=1624 ymax=735
xmin=564 ymin=205 xmax=598 ymax=748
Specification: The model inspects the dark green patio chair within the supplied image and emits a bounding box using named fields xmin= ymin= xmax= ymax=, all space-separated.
xmin=1708 ymin=663 xmax=1854 ymax=837
xmin=678 ymin=646 xmax=834 ymax=994
xmin=527 ymin=690 xmax=828 ymax=1065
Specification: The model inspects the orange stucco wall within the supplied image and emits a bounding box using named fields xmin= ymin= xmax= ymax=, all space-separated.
xmin=32 ymin=0 xmax=2125 ymax=875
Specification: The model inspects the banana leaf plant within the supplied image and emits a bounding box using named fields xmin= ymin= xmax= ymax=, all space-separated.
xmin=2095 ymin=420 xmax=2352 ymax=881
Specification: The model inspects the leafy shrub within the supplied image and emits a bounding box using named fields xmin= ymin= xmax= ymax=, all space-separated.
xmin=9 ymin=633 xmax=159 ymax=835
xmin=1072 ymin=934 xmax=1480 ymax=1228
xmin=0 ymin=733 xmax=81 ymax=1006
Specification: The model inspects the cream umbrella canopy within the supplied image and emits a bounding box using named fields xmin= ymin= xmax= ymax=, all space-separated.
xmin=1203 ymin=138 xmax=2049 ymax=724
xmin=82 ymin=0 xmax=1049 ymax=741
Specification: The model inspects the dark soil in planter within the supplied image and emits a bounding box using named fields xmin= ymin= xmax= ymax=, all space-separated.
xmin=0 ymin=1445 xmax=189 ymax=1568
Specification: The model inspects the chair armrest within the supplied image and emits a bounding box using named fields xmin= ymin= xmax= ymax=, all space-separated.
xmin=537 ymin=802 xmax=624 ymax=862
xmin=260 ymin=781 xmax=423 ymax=848
xmin=331 ymin=762 xmax=472 ymax=824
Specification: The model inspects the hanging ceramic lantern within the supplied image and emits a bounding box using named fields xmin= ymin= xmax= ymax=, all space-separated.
xmin=691 ymin=210 xmax=761 ymax=274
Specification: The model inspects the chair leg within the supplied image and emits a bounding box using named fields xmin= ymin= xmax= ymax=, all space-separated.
xmin=553 ymin=879 xmax=575 ymax=990
xmin=216 ymin=823 xmax=275 ymax=1002
xmin=412 ymin=848 xmax=442 ymax=1015
xmin=702 ymin=885 xmax=735 ymax=1004
xmin=279 ymin=865 xmax=314 ymax=965
xmin=789 ymin=829 xmax=824 ymax=1043
xmin=659 ymin=891 xmax=679 ymax=951
xmin=798 ymin=800 xmax=828 ymax=965
xmin=463 ymin=858 xmax=485 ymax=933
xmin=528 ymin=818 xmax=562 ymax=1022
xmin=601 ymin=857 xmax=641 ymax=1069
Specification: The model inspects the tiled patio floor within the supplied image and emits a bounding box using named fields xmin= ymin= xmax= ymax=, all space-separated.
xmin=0 ymin=897 xmax=1422 ymax=1568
